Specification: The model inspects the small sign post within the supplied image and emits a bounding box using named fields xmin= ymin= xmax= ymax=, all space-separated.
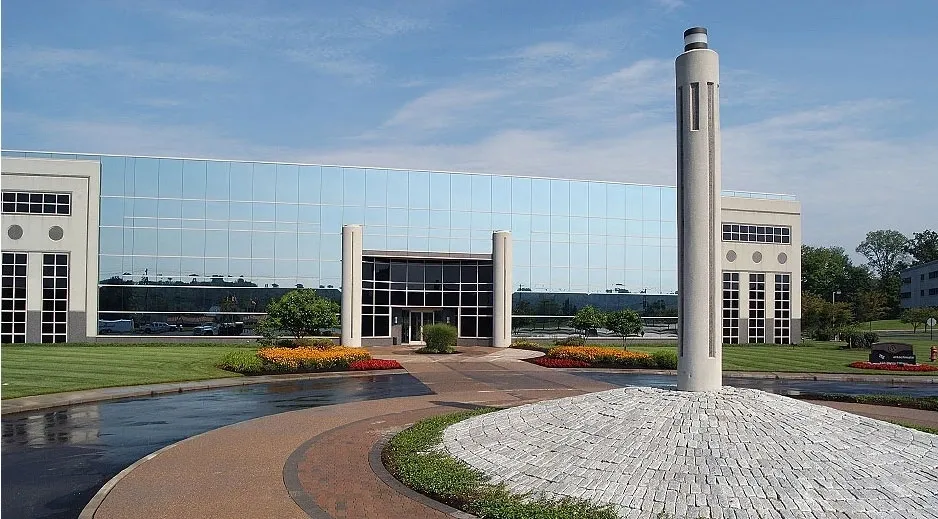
xmin=928 ymin=317 xmax=937 ymax=340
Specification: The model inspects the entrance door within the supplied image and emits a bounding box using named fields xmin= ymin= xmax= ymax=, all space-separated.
xmin=407 ymin=311 xmax=435 ymax=344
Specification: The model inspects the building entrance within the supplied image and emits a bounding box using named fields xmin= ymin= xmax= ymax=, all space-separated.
xmin=402 ymin=310 xmax=435 ymax=344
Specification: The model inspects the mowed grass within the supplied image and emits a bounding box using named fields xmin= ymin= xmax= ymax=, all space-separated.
xmin=1 ymin=344 xmax=256 ymax=399
xmin=628 ymin=338 xmax=938 ymax=374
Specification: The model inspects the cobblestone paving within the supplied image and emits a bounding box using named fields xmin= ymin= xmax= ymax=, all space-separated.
xmin=442 ymin=387 xmax=938 ymax=518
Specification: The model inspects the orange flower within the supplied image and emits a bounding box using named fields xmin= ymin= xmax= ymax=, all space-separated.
xmin=258 ymin=346 xmax=370 ymax=370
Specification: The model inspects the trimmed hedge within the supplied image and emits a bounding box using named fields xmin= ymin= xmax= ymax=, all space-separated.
xmin=418 ymin=324 xmax=458 ymax=353
xmin=509 ymin=340 xmax=553 ymax=354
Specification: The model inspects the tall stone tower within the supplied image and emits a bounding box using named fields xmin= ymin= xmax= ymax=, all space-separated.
xmin=675 ymin=27 xmax=722 ymax=392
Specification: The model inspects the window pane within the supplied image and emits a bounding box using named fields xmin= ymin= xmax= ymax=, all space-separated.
xmin=276 ymin=164 xmax=299 ymax=203
xmin=551 ymin=180 xmax=570 ymax=216
xmin=182 ymin=160 xmax=207 ymax=199
xmin=626 ymin=185 xmax=643 ymax=219
xmin=298 ymin=166 xmax=321 ymax=203
xmin=100 ymin=156 xmax=125 ymax=196
xmin=589 ymin=183 xmax=607 ymax=218
xmin=134 ymin=158 xmax=160 ymax=197
xmin=409 ymin=171 xmax=430 ymax=209
xmin=206 ymin=161 xmax=230 ymax=200
xmin=343 ymin=167 xmax=365 ymax=206
xmin=450 ymin=175 xmax=471 ymax=211
xmin=229 ymin=162 xmax=254 ymax=201
xmin=471 ymin=175 xmax=492 ymax=212
xmin=429 ymin=173 xmax=450 ymax=210
xmin=386 ymin=170 xmax=408 ymax=208
xmin=365 ymin=169 xmax=387 ymax=207
xmin=158 ymin=159 xmax=184 ymax=198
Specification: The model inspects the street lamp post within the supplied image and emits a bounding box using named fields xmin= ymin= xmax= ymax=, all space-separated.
xmin=831 ymin=290 xmax=841 ymax=303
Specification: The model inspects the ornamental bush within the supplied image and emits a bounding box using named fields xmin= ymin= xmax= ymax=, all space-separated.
xmin=652 ymin=350 xmax=678 ymax=369
xmin=420 ymin=323 xmax=458 ymax=353
xmin=548 ymin=346 xmax=655 ymax=368
xmin=218 ymin=350 xmax=265 ymax=375
xmin=257 ymin=346 xmax=370 ymax=372
xmin=509 ymin=339 xmax=553 ymax=354
xmin=554 ymin=335 xmax=587 ymax=347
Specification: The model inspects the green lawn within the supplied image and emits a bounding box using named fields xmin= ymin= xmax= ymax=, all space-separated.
xmin=866 ymin=319 xmax=913 ymax=331
xmin=629 ymin=338 xmax=938 ymax=374
xmin=1 ymin=344 xmax=255 ymax=399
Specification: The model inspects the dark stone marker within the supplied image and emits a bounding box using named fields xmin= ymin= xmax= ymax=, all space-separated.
xmin=869 ymin=342 xmax=917 ymax=364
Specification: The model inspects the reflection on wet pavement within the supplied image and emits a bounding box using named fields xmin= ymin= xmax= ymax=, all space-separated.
xmin=1 ymin=374 xmax=432 ymax=519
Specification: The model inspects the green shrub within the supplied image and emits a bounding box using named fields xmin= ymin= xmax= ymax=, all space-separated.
xmin=838 ymin=328 xmax=878 ymax=349
xmin=554 ymin=335 xmax=586 ymax=347
xmin=652 ymin=350 xmax=678 ymax=369
xmin=509 ymin=340 xmax=552 ymax=354
xmin=218 ymin=350 xmax=264 ymax=375
xmin=420 ymin=324 xmax=458 ymax=353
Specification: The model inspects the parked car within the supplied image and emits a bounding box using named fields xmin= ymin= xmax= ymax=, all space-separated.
xmin=98 ymin=319 xmax=134 ymax=334
xmin=193 ymin=323 xmax=219 ymax=336
xmin=142 ymin=322 xmax=174 ymax=334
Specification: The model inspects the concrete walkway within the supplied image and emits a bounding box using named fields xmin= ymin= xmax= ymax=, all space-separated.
xmin=37 ymin=349 xmax=936 ymax=519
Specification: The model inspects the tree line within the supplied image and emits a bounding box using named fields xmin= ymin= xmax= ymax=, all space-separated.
xmin=802 ymin=229 xmax=938 ymax=339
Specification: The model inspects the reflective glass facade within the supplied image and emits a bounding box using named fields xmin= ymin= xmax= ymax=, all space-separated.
xmin=2 ymin=151 xmax=796 ymax=331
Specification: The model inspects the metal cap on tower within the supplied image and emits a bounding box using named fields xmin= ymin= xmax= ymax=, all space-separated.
xmin=683 ymin=27 xmax=708 ymax=51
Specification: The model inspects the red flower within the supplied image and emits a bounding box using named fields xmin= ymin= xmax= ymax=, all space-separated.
xmin=531 ymin=357 xmax=591 ymax=368
xmin=349 ymin=359 xmax=403 ymax=371
xmin=848 ymin=361 xmax=938 ymax=372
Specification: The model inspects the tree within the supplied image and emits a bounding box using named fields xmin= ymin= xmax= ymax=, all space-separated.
xmin=263 ymin=289 xmax=340 ymax=339
xmin=801 ymin=293 xmax=853 ymax=340
xmin=605 ymin=309 xmax=643 ymax=349
xmin=906 ymin=230 xmax=938 ymax=266
xmin=801 ymin=245 xmax=853 ymax=298
xmin=570 ymin=305 xmax=605 ymax=340
xmin=900 ymin=307 xmax=931 ymax=334
xmin=853 ymin=290 xmax=886 ymax=329
xmin=856 ymin=230 xmax=910 ymax=281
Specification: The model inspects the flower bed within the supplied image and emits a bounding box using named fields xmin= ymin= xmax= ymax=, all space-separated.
xmin=257 ymin=346 xmax=371 ymax=372
xmin=848 ymin=361 xmax=938 ymax=372
xmin=530 ymin=357 xmax=590 ymax=368
xmin=349 ymin=359 xmax=403 ymax=371
xmin=548 ymin=346 xmax=656 ymax=368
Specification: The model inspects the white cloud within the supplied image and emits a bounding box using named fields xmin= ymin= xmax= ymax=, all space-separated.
xmin=375 ymin=87 xmax=506 ymax=136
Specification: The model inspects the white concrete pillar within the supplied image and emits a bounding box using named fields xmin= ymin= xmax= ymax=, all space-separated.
xmin=675 ymin=27 xmax=722 ymax=391
xmin=492 ymin=230 xmax=513 ymax=347
xmin=341 ymin=224 xmax=363 ymax=347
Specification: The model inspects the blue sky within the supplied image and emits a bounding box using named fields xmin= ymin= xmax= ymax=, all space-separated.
xmin=2 ymin=0 xmax=935 ymax=259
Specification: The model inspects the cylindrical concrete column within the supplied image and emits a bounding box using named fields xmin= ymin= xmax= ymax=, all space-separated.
xmin=492 ymin=230 xmax=513 ymax=348
xmin=341 ymin=224 xmax=363 ymax=347
xmin=675 ymin=27 xmax=722 ymax=391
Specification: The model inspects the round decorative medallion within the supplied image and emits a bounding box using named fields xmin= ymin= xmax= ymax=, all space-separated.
xmin=778 ymin=252 xmax=788 ymax=265
xmin=7 ymin=225 xmax=23 ymax=240
xmin=49 ymin=226 xmax=64 ymax=241
xmin=752 ymin=251 xmax=763 ymax=263
xmin=726 ymin=250 xmax=737 ymax=262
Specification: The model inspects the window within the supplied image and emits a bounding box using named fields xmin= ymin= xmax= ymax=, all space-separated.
xmin=721 ymin=224 xmax=790 ymax=244
xmin=1 ymin=253 xmax=27 ymax=343
xmin=774 ymin=274 xmax=791 ymax=345
xmin=900 ymin=292 xmax=911 ymax=299
xmin=748 ymin=273 xmax=765 ymax=344
xmin=42 ymin=253 xmax=69 ymax=343
xmin=722 ymin=272 xmax=739 ymax=344
xmin=929 ymin=288 xmax=938 ymax=296
xmin=902 ymin=277 xmax=912 ymax=284
xmin=361 ymin=256 xmax=494 ymax=338
xmin=2 ymin=191 xmax=71 ymax=215
xmin=929 ymin=270 xmax=938 ymax=279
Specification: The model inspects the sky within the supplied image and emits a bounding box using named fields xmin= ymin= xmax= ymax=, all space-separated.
xmin=2 ymin=0 xmax=935 ymax=261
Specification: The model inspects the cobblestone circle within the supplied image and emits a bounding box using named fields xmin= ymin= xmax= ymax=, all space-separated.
xmin=442 ymin=386 xmax=938 ymax=518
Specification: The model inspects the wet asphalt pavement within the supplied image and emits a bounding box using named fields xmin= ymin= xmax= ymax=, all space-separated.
xmin=1 ymin=374 xmax=432 ymax=519
xmin=2 ymin=370 xmax=936 ymax=519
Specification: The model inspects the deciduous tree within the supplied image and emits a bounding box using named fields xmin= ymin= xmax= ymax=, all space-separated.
xmin=571 ymin=305 xmax=605 ymax=340
xmin=262 ymin=289 xmax=340 ymax=339
xmin=856 ymin=229 xmax=910 ymax=281
xmin=605 ymin=309 xmax=643 ymax=349
xmin=906 ymin=230 xmax=938 ymax=266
